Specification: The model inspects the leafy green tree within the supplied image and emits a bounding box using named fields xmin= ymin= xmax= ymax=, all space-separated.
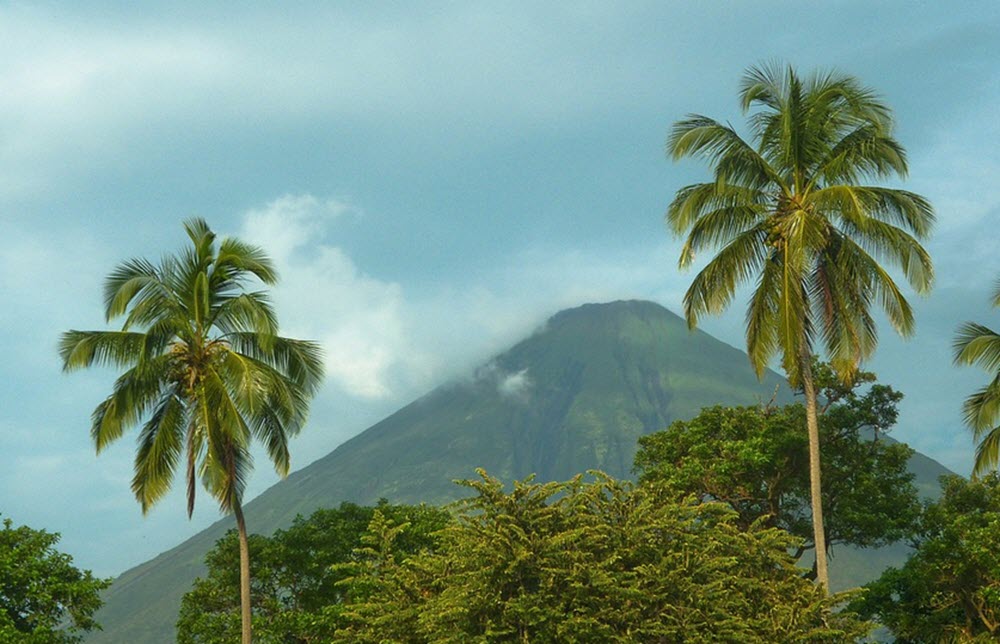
xmin=954 ymin=279 xmax=1000 ymax=475
xmin=666 ymin=63 xmax=934 ymax=588
xmin=851 ymin=474 xmax=1000 ymax=641
xmin=335 ymin=471 xmax=871 ymax=643
xmin=176 ymin=502 xmax=450 ymax=643
xmin=60 ymin=219 xmax=324 ymax=644
xmin=634 ymin=363 xmax=920 ymax=573
xmin=0 ymin=515 xmax=111 ymax=643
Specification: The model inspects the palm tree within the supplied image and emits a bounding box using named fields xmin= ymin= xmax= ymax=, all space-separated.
xmin=59 ymin=219 xmax=324 ymax=643
xmin=665 ymin=64 xmax=933 ymax=589
xmin=954 ymin=279 xmax=1000 ymax=476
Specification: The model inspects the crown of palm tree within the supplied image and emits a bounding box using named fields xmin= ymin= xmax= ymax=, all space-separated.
xmin=60 ymin=218 xmax=324 ymax=516
xmin=667 ymin=63 xmax=934 ymax=384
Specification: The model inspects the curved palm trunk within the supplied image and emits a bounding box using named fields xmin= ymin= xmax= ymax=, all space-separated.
xmin=233 ymin=501 xmax=253 ymax=644
xmin=799 ymin=354 xmax=829 ymax=592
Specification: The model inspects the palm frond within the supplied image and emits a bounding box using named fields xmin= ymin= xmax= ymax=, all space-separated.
xmin=683 ymin=226 xmax=769 ymax=328
xmin=805 ymin=71 xmax=891 ymax=132
xmin=218 ymin=345 xmax=313 ymax=439
xmin=121 ymin=288 xmax=185 ymax=333
xmin=59 ymin=330 xmax=155 ymax=371
xmin=809 ymin=127 xmax=907 ymax=188
xmin=90 ymin=355 xmax=176 ymax=452
xmin=216 ymin=237 xmax=278 ymax=285
xmin=679 ymin=204 xmax=767 ymax=262
xmin=249 ymin=405 xmax=292 ymax=477
xmin=217 ymin=349 xmax=289 ymax=421
xmin=212 ymin=292 xmax=279 ymax=340
xmin=810 ymin=243 xmax=879 ymax=377
xmin=973 ymin=424 xmax=1000 ymax=477
xmin=954 ymin=323 xmax=1000 ymax=370
xmin=812 ymin=185 xmax=934 ymax=240
xmin=186 ymin=422 xmax=204 ymax=518
xmin=834 ymin=236 xmax=915 ymax=338
xmin=667 ymin=183 xmax=742 ymax=237
xmin=183 ymin=218 xmax=216 ymax=265
xmin=739 ymin=61 xmax=788 ymax=114
xmin=227 ymin=333 xmax=325 ymax=396
xmin=820 ymin=191 xmax=933 ymax=294
xmin=201 ymin=370 xmax=253 ymax=450
xmin=194 ymin=375 xmax=253 ymax=514
xmin=668 ymin=117 xmax=783 ymax=191
xmin=775 ymin=253 xmax=811 ymax=385
xmin=859 ymin=187 xmax=934 ymax=238
xmin=964 ymin=375 xmax=1000 ymax=438
xmin=201 ymin=438 xmax=253 ymax=515
xmin=745 ymin=256 xmax=782 ymax=378
xmin=103 ymin=258 xmax=166 ymax=323
xmin=779 ymin=67 xmax=804 ymax=187
xmin=132 ymin=387 xmax=187 ymax=514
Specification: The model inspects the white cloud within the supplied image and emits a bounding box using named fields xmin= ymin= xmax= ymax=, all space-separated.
xmin=241 ymin=194 xmax=354 ymax=260
xmin=235 ymin=193 xmax=692 ymax=403
xmin=498 ymin=368 xmax=532 ymax=400
xmin=239 ymin=195 xmax=429 ymax=400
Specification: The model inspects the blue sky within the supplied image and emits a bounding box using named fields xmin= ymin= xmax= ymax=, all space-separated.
xmin=1 ymin=2 xmax=998 ymax=577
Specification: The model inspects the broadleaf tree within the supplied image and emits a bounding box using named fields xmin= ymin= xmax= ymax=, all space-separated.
xmin=665 ymin=64 xmax=934 ymax=588
xmin=634 ymin=362 xmax=921 ymax=577
xmin=0 ymin=515 xmax=111 ymax=643
xmin=60 ymin=219 xmax=324 ymax=644
xmin=176 ymin=501 xmax=450 ymax=644
xmin=334 ymin=471 xmax=871 ymax=643
xmin=850 ymin=474 xmax=1000 ymax=641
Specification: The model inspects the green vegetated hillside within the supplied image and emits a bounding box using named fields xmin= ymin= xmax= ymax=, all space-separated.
xmin=85 ymin=300 xmax=955 ymax=643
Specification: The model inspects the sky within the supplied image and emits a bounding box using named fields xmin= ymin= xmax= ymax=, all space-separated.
xmin=1 ymin=2 xmax=999 ymax=578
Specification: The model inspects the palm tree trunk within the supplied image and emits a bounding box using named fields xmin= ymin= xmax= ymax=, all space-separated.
xmin=799 ymin=354 xmax=830 ymax=592
xmin=233 ymin=500 xmax=253 ymax=644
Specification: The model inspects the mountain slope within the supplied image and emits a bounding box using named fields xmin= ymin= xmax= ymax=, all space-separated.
xmin=86 ymin=300 xmax=953 ymax=642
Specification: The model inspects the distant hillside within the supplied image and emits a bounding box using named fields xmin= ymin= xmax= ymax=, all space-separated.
xmin=85 ymin=300 xmax=954 ymax=643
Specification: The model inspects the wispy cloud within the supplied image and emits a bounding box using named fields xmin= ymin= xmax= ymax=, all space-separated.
xmin=239 ymin=195 xmax=432 ymax=400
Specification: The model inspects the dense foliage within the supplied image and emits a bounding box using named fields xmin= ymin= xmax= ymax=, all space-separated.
xmin=0 ymin=516 xmax=110 ymax=643
xmin=851 ymin=474 xmax=1000 ymax=641
xmin=634 ymin=364 xmax=920 ymax=568
xmin=334 ymin=471 xmax=870 ymax=643
xmin=176 ymin=502 xmax=449 ymax=643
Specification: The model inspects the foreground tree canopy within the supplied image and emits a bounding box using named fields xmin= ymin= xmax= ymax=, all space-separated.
xmin=335 ymin=471 xmax=870 ymax=643
xmin=634 ymin=363 xmax=920 ymax=570
xmin=177 ymin=502 xmax=450 ymax=643
xmin=852 ymin=474 xmax=1000 ymax=641
xmin=0 ymin=515 xmax=110 ymax=643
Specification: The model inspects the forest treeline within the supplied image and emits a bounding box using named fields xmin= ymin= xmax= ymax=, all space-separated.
xmin=172 ymin=366 xmax=1000 ymax=642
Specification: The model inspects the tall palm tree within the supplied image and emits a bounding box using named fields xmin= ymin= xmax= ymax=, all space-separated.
xmin=665 ymin=64 xmax=933 ymax=590
xmin=59 ymin=219 xmax=324 ymax=643
xmin=954 ymin=279 xmax=1000 ymax=476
